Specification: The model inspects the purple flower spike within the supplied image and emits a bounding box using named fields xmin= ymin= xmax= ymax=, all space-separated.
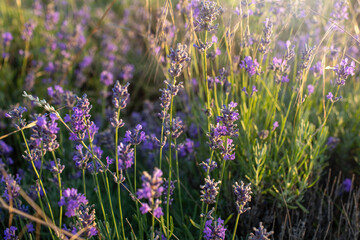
xmin=137 ymin=168 xmax=164 ymax=217
xmin=342 ymin=178 xmax=352 ymax=192
xmin=233 ymin=181 xmax=252 ymax=214
xmin=239 ymin=56 xmax=260 ymax=77
xmin=4 ymin=226 xmax=18 ymax=240
xmin=100 ymin=71 xmax=114 ymax=86
xmin=204 ymin=217 xmax=226 ymax=240
xmin=333 ymin=58 xmax=356 ymax=85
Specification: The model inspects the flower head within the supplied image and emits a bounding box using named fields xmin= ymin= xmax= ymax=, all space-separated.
xmin=233 ymin=181 xmax=252 ymax=214
xmin=200 ymin=176 xmax=221 ymax=205
xmin=203 ymin=217 xmax=226 ymax=240
xmin=249 ymin=222 xmax=274 ymax=240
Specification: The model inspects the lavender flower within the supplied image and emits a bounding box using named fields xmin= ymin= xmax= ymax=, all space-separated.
xmin=22 ymin=20 xmax=37 ymax=41
xmin=240 ymin=56 xmax=260 ymax=77
xmin=330 ymin=1 xmax=349 ymax=22
xmin=100 ymin=70 xmax=114 ymax=86
xmin=124 ymin=124 xmax=146 ymax=145
xmin=296 ymin=44 xmax=316 ymax=81
xmin=58 ymin=188 xmax=88 ymax=217
xmin=30 ymin=113 xmax=60 ymax=152
xmin=158 ymin=79 xmax=184 ymax=120
xmin=64 ymin=95 xmax=97 ymax=141
xmin=326 ymin=136 xmax=340 ymax=150
xmin=5 ymin=106 xmax=27 ymax=130
xmin=249 ymin=222 xmax=274 ymax=240
xmin=137 ymin=168 xmax=164 ymax=218
xmin=233 ymin=181 xmax=252 ymax=214
xmin=2 ymin=32 xmax=13 ymax=45
xmin=220 ymin=138 xmax=235 ymax=161
xmin=310 ymin=61 xmax=323 ymax=77
xmin=4 ymin=226 xmax=18 ymax=240
xmin=193 ymin=40 xmax=213 ymax=53
xmin=112 ymin=81 xmax=130 ymax=110
xmin=163 ymin=179 xmax=176 ymax=205
xmin=203 ymin=217 xmax=226 ymax=240
xmin=272 ymin=121 xmax=279 ymax=131
xmin=194 ymin=1 xmax=223 ymax=32
xmin=200 ymin=158 xmax=218 ymax=172
xmin=120 ymin=64 xmax=135 ymax=81
xmin=326 ymin=92 xmax=333 ymax=100
xmin=259 ymin=18 xmax=273 ymax=54
xmin=342 ymin=178 xmax=352 ymax=192
xmin=333 ymin=58 xmax=355 ymax=85
xmin=216 ymin=102 xmax=239 ymax=137
xmin=168 ymin=43 xmax=191 ymax=78
xmin=76 ymin=205 xmax=98 ymax=238
xmin=117 ymin=142 xmax=134 ymax=170
xmin=200 ymin=176 xmax=221 ymax=205
xmin=48 ymin=85 xmax=77 ymax=108
xmin=307 ymin=84 xmax=315 ymax=95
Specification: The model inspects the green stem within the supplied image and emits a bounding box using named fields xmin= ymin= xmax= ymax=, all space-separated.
xmin=114 ymin=108 xmax=126 ymax=240
xmin=51 ymin=151 xmax=63 ymax=229
xmin=232 ymin=213 xmax=240 ymax=240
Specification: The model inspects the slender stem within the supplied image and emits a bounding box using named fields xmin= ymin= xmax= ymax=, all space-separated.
xmin=232 ymin=213 xmax=240 ymax=240
xmin=167 ymin=76 xmax=176 ymax=239
xmin=20 ymin=130 xmax=55 ymax=238
xmin=82 ymin=169 xmax=86 ymax=196
xmin=151 ymin=215 xmax=155 ymax=240
xmin=103 ymin=172 xmax=120 ymax=240
xmin=114 ymin=108 xmax=126 ymax=240
xmin=51 ymin=151 xmax=63 ymax=229
xmin=174 ymin=139 xmax=184 ymax=222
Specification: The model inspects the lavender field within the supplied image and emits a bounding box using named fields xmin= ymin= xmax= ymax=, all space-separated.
xmin=0 ymin=0 xmax=359 ymax=239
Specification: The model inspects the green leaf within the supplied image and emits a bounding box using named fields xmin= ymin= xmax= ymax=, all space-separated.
xmin=189 ymin=217 xmax=201 ymax=229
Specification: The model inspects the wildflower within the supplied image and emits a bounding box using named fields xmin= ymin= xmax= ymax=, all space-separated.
xmin=194 ymin=1 xmax=223 ymax=32
xmin=58 ymin=188 xmax=88 ymax=218
xmin=310 ymin=61 xmax=323 ymax=77
xmin=5 ymin=106 xmax=27 ymax=130
xmin=120 ymin=64 xmax=135 ymax=81
xmin=30 ymin=113 xmax=60 ymax=152
xmin=203 ymin=217 xmax=226 ymax=240
xmin=1 ymin=174 xmax=21 ymax=204
xmin=193 ymin=40 xmax=213 ymax=53
xmin=158 ymin=79 xmax=184 ymax=120
xmin=233 ymin=181 xmax=252 ymax=214
xmin=307 ymin=84 xmax=315 ymax=95
xmin=240 ymin=56 xmax=260 ymax=77
xmin=272 ymin=121 xmax=279 ymax=131
xmin=137 ymin=168 xmax=164 ymax=218
xmin=216 ymin=102 xmax=239 ymax=137
xmin=249 ymin=222 xmax=274 ymax=240
xmin=168 ymin=43 xmax=191 ymax=78
xmin=207 ymin=123 xmax=227 ymax=150
xmin=112 ymin=81 xmax=130 ymax=110
xmin=65 ymin=95 xmax=98 ymax=142
xmin=281 ymin=75 xmax=289 ymax=83
xmin=326 ymin=136 xmax=340 ymax=150
xmin=26 ymin=223 xmax=35 ymax=233
xmin=4 ymin=226 xmax=18 ymax=240
xmin=117 ymin=142 xmax=134 ymax=170
xmin=296 ymin=44 xmax=316 ymax=81
xmin=47 ymin=85 xmax=77 ymax=108
xmin=124 ymin=124 xmax=146 ymax=145
xmin=163 ymin=179 xmax=176 ymax=205
xmin=330 ymin=1 xmax=349 ymax=22
xmin=326 ymin=92 xmax=333 ymax=100
xmin=177 ymin=138 xmax=195 ymax=158
xmin=100 ymin=70 xmax=114 ymax=86
xmin=333 ymin=58 xmax=355 ymax=85
xmin=259 ymin=18 xmax=273 ymax=54
xmin=22 ymin=20 xmax=37 ymax=41
xmin=76 ymin=205 xmax=98 ymax=238
xmin=2 ymin=32 xmax=13 ymax=45
xmin=200 ymin=176 xmax=221 ymax=205
xmin=200 ymin=158 xmax=218 ymax=172
xmin=220 ymin=138 xmax=235 ymax=161
xmin=342 ymin=178 xmax=352 ymax=192
xmin=165 ymin=117 xmax=185 ymax=139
